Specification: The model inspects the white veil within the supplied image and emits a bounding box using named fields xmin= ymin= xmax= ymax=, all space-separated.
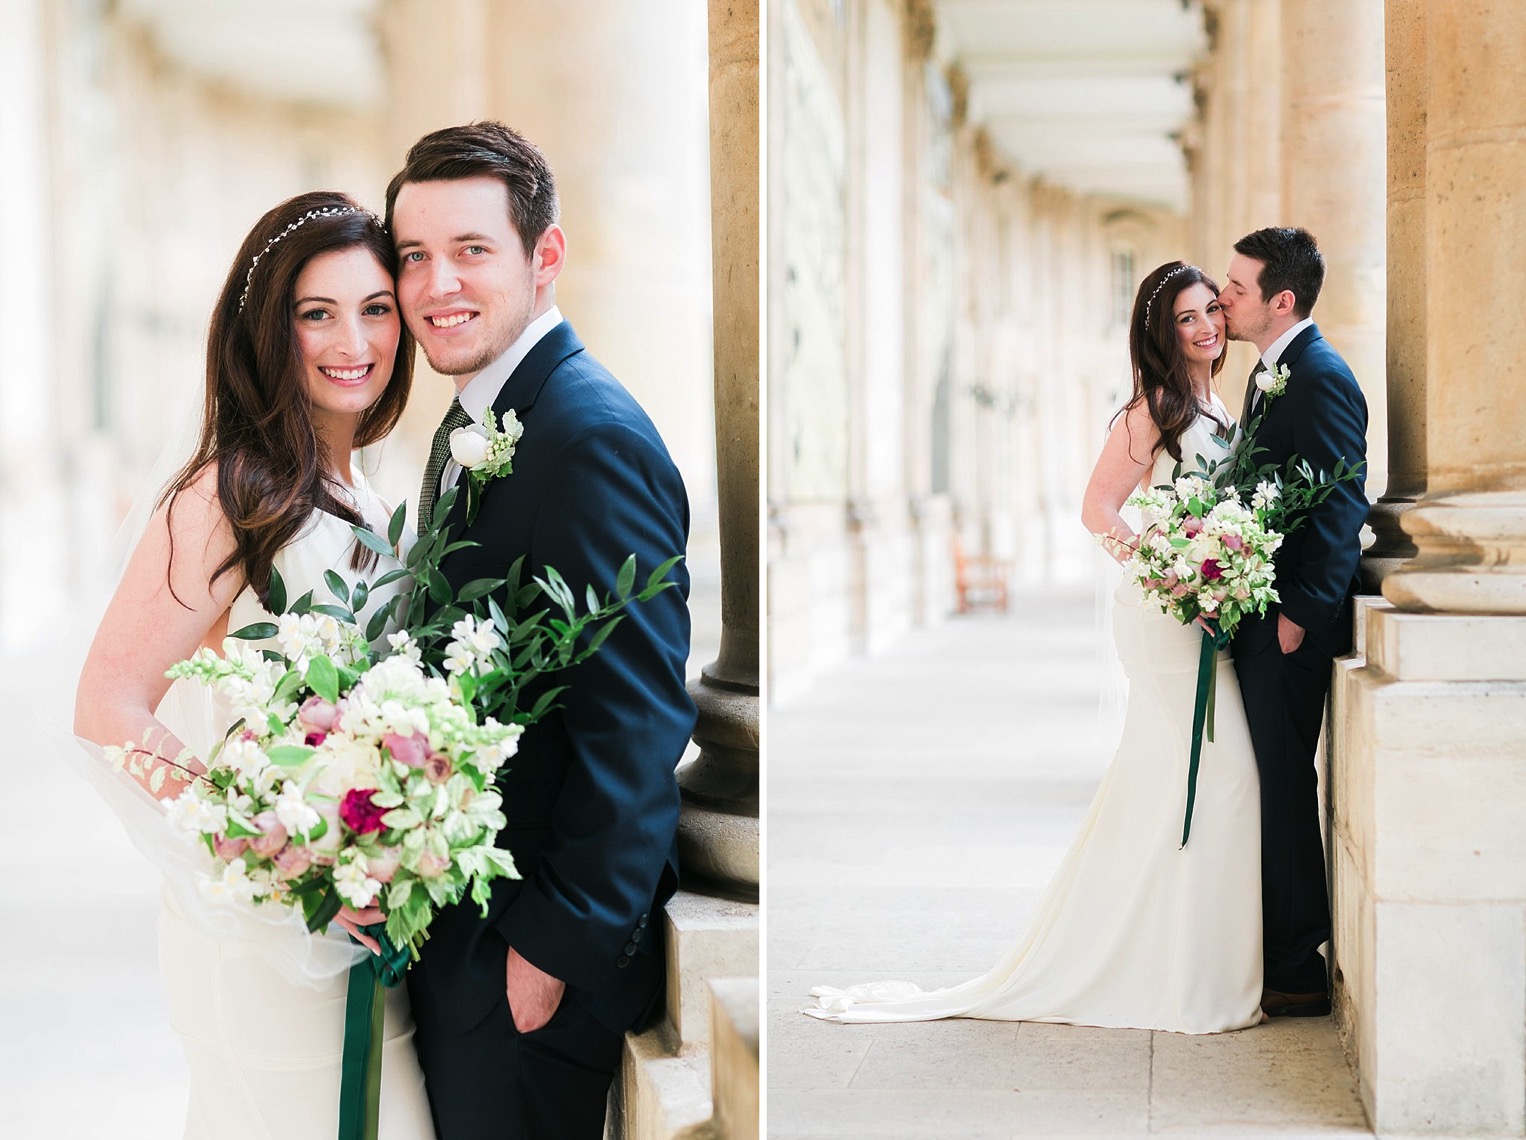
xmin=38 ymin=402 xmax=365 ymax=987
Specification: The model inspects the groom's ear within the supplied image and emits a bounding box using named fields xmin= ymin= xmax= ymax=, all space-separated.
xmin=532 ymin=225 xmax=567 ymax=288
xmin=1271 ymin=287 xmax=1298 ymax=318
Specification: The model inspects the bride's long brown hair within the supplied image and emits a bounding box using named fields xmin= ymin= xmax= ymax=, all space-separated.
xmin=1121 ymin=260 xmax=1226 ymax=463
xmin=162 ymin=191 xmax=414 ymax=607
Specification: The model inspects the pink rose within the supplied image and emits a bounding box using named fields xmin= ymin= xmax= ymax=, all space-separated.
xmin=297 ymin=696 xmax=339 ymax=734
xmin=1200 ymin=558 xmax=1225 ymax=581
xmin=212 ymin=834 xmax=248 ymax=862
xmin=247 ymin=812 xmax=288 ymax=858
xmin=382 ymin=731 xmax=428 ymax=769
xmin=304 ymin=731 xmax=327 ymax=748
xmin=274 ymin=844 xmax=313 ymax=880
xmin=1170 ymin=583 xmax=1192 ymax=598
xmin=1222 ymin=534 xmax=1244 ymax=553
xmin=340 ymin=788 xmax=388 ymax=835
xmin=367 ymin=847 xmax=402 ymax=883
xmin=1182 ymin=516 xmax=1203 ymax=537
xmin=423 ymin=752 xmax=454 ymax=785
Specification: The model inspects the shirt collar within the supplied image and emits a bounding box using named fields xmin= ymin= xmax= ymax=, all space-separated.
xmin=456 ymin=305 xmax=564 ymax=424
xmin=1262 ymin=316 xmax=1314 ymax=370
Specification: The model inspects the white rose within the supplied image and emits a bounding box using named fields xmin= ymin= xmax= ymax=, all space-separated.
xmin=1255 ymin=370 xmax=1277 ymax=393
xmin=449 ymin=425 xmax=492 ymax=468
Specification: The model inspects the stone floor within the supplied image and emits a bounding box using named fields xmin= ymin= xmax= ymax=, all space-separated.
xmin=766 ymin=591 xmax=1372 ymax=1139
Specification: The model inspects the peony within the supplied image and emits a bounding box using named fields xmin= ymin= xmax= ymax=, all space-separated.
xmin=449 ymin=424 xmax=492 ymax=468
xmin=212 ymin=833 xmax=249 ymax=861
xmin=382 ymin=730 xmax=428 ymax=769
xmin=297 ymin=696 xmax=339 ymax=734
xmin=273 ymin=844 xmax=314 ymax=880
xmin=340 ymin=788 xmax=388 ymax=834
xmin=1200 ymin=559 xmax=1225 ymax=581
xmin=247 ymin=811 xmax=289 ymax=858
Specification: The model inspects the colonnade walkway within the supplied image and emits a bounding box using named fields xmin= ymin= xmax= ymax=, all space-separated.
xmin=767 ymin=590 xmax=1371 ymax=1138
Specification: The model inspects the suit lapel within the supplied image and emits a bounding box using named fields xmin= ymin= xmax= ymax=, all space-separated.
xmin=439 ymin=320 xmax=587 ymax=536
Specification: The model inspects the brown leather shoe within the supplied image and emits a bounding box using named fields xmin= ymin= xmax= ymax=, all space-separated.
xmin=1261 ymin=988 xmax=1331 ymax=1017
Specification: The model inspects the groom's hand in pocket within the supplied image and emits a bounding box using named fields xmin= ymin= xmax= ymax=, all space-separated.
xmin=505 ymin=945 xmax=565 ymax=1033
xmin=1277 ymin=612 xmax=1307 ymax=655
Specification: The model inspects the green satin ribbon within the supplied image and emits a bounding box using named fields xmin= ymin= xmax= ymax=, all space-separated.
xmin=338 ymin=925 xmax=410 ymax=1140
xmin=1181 ymin=623 xmax=1233 ymax=849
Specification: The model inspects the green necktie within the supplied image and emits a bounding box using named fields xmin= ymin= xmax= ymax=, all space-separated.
xmin=418 ymin=398 xmax=472 ymax=531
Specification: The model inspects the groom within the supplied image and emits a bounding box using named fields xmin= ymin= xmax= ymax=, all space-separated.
xmin=1218 ymin=227 xmax=1367 ymax=1018
xmin=386 ymin=122 xmax=696 ymax=1138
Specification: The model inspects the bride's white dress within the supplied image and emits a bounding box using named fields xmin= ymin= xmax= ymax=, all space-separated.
xmin=805 ymin=405 xmax=1263 ymax=1034
xmin=154 ymin=474 xmax=437 ymax=1139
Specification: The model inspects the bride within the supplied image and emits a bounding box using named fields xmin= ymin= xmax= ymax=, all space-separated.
xmin=72 ymin=191 xmax=437 ymax=1136
xmin=804 ymin=261 xmax=1263 ymax=1034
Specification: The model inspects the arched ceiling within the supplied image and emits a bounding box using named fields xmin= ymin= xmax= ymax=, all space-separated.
xmin=933 ymin=0 xmax=1207 ymax=211
xmin=116 ymin=0 xmax=384 ymax=109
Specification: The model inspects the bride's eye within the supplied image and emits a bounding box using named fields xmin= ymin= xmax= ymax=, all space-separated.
xmin=297 ymin=308 xmax=330 ymax=322
xmin=363 ymin=303 xmax=392 ymax=317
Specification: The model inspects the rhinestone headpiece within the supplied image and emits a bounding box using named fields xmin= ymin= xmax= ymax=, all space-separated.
xmin=1143 ymin=264 xmax=1196 ymax=330
xmin=237 ymin=205 xmax=382 ymax=313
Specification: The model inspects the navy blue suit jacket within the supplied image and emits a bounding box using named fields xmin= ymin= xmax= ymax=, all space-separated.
xmin=407 ymin=320 xmax=695 ymax=1036
xmin=1237 ymin=324 xmax=1368 ymax=639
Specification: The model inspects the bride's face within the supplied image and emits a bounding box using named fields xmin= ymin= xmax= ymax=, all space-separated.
xmin=292 ymin=247 xmax=401 ymax=427
xmin=1171 ymin=282 xmax=1225 ymax=369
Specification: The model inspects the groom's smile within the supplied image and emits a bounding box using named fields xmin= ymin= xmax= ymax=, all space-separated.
xmin=392 ymin=175 xmax=554 ymax=386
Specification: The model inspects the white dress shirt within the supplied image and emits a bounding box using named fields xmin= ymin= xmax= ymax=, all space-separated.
xmin=439 ymin=304 xmax=563 ymax=495
xmin=1251 ymin=316 xmax=1314 ymax=415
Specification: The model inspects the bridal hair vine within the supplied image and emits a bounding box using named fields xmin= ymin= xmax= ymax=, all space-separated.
xmin=1143 ymin=264 xmax=1196 ymax=330
xmin=237 ymin=205 xmax=383 ymax=313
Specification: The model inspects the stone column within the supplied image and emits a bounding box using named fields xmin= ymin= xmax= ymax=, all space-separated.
xmin=1360 ymin=0 xmax=1427 ymax=588
xmin=1281 ymin=0 xmax=1387 ymax=495
xmin=1382 ymin=0 xmax=1526 ymax=614
xmin=676 ymin=0 xmax=760 ymax=900
xmin=1330 ymin=2 xmax=1526 ymax=1133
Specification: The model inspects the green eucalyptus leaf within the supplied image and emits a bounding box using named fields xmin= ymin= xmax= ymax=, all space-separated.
xmin=388 ymin=501 xmax=407 ymax=549
xmin=229 ymin=622 xmax=279 ymax=641
xmin=288 ymin=589 xmax=315 ymax=615
xmin=267 ymin=744 xmax=317 ymax=767
xmin=353 ymin=527 xmax=395 ymax=558
xmin=323 ymin=569 xmax=348 ymax=603
xmin=310 ymin=603 xmax=356 ymax=623
xmin=267 ymin=567 xmax=288 ymax=615
xmin=615 ymin=555 xmax=636 ymax=600
xmin=307 ymin=656 xmax=340 ymax=704
xmin=370 ymin=567 xmax=411 ymax=589
xmin=458 ymin=577 xmax=504 ymax=603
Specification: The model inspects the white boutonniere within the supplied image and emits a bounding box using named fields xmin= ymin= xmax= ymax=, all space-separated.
xmin=449 ymin=409 xmax=524 ymax=524
xmin=1255 ymin=362 xmax=1290 ymax=400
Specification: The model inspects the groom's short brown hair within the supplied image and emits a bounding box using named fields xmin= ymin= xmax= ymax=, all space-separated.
xmin=1233 ymin=226 xmax=1325 ymax=319
xmin=385 ymin=121 xmax=560 ymax=257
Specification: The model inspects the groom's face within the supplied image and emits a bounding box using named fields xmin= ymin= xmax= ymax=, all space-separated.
xmin=392 ymin=175 xmax=540 ymax=384
xmin=1218 ymin=253 xmax=1273 ymax=345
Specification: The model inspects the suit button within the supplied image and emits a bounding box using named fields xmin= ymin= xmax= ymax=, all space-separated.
xmin=631 ymin=929 xmax=643 ymax=942
xmin=624 ymin=941 xmax=637 ymax=955
xmin=616 ymin=955 xmax=630 ymax=968
xmin=637 ymin=914 xmax=648 ymax=928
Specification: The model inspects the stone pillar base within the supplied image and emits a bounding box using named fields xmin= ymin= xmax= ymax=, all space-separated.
xmin=1382 ymin=492 xmax=1526 ymax=614
xmin=1332 ymin=601 xmax=1526 ymax=1135
xmin=678 ymin=674 xmax=760 ymax=900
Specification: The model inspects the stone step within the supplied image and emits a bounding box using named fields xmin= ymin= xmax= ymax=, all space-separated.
xmin=708 ymin=978 xmax=759 ymax=1140
xmin=612 ymin=890 xmax=759 ymax=1140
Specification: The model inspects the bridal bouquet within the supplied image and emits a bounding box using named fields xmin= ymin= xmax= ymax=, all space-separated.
xmin=1122 ymin=472 xmax=1282 ymax=640
xmin=136 ymin=612 xmax=524 ymax=956
xmin=109 ymin=487 xmax=678 ymax=954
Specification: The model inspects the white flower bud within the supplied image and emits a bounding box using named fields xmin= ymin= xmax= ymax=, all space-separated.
xmin=449 ymin=425 xmax=492 ymax=468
